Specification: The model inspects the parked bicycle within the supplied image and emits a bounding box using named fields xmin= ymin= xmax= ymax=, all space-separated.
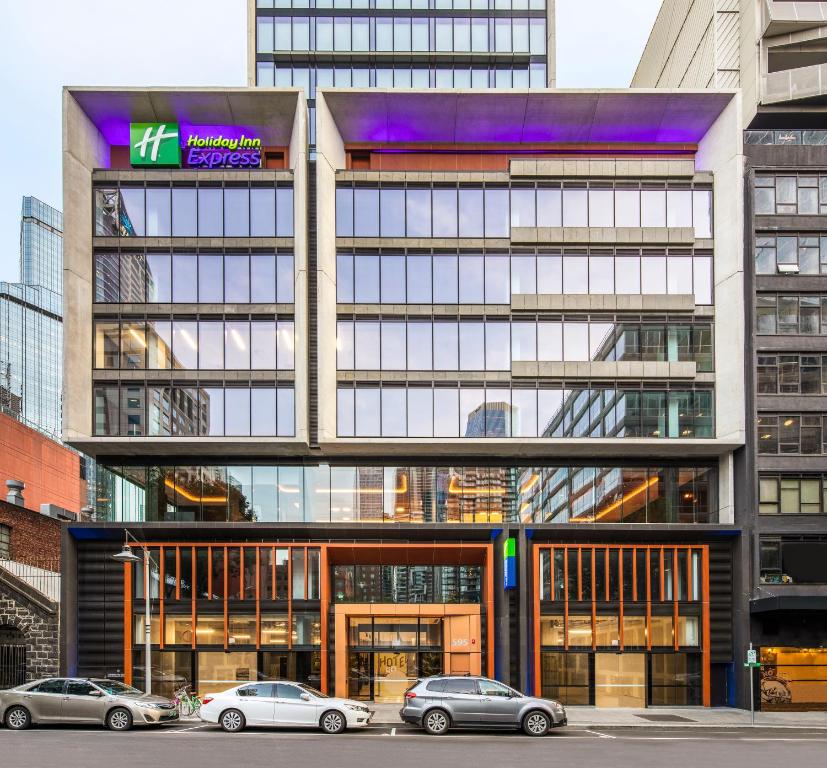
xmin=173 ymin=685 xmax=202 ymax=717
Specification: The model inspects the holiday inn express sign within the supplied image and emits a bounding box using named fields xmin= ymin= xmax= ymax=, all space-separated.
xmin=129 ymin=123 xmax=262 ymax=168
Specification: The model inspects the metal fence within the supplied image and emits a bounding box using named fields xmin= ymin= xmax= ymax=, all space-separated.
xmin=0 ymin=644 xmax=26 ymax=689
xmin=0 ymin=558 xmax=61 ymax=602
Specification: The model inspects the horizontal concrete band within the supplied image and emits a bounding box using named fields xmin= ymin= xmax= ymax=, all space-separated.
xmin=92 ymin=370 xmax=295 ymax=382
xmin=511 ymin=360 xmax=699 ymax=379
xmin=69 ymin=435 xmax=740 ymax=458
xmin=92 ymin=169 xmax=294 ymax=183
xmin=336 ymin=365 xmax=710 ymax=382
xmin=92 ymin=237 xmax=294 ymax=249
xmin=92 ymin=303 xmax=295 ymax=315
xmin=510 ymin=226 xmax=702 ymax=245
xmin=511 ymin=293 xmax=698 ymax=312
xmin=509 ymin=158 xmax=702 ymax=179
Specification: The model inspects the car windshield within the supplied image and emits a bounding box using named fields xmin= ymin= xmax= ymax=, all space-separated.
xmin=90 ymin=680 xmax=143 ymax=696
xmin=298 ymin=684 xmax=328 ymax=699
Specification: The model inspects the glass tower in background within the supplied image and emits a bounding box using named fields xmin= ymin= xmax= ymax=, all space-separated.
xmin=0 ymin=196 xmax=95 ymax=509
xmin=252 ymin=0 xmax=555 ymax=145
xmin=0 ymin=197 xmax=63 ymax=436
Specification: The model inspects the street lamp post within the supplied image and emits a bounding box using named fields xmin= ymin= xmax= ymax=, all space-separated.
xmin=112 ymin=535 xmax=156 ymax=695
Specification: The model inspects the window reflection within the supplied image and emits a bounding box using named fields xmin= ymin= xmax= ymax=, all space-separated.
xmin=337 ymin=183 xmax=713 ymax=239
xmin=335 ymin=251 xmax=714 ymax=305
xmin=98 ymin=463 xmax=717 ymax=524
xmin=335 ymin=385 xmax=713 ymax=439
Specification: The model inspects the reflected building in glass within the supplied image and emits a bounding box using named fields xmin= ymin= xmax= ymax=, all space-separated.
xmin=63 ymin=86 xmax=745 ymax=709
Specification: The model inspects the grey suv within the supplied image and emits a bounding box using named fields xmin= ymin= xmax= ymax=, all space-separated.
xmin=400 ymin=676 xmax=566 ymax=736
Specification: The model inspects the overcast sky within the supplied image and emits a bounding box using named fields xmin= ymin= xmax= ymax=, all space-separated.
xmin=0 ymin=0 xmax=661 ymax=280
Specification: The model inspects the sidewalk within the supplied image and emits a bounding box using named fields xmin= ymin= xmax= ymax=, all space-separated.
xmin=368 ymin=702 xmax=827 ymax=728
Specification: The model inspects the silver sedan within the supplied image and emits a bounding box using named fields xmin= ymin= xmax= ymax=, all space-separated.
xmin=0 ymin=678 xmax=178 ymax=731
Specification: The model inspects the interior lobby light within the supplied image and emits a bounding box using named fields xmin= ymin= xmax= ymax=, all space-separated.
xmin=230 ymin=328 xmax=246 ymax=350
xmin=129 ymin=328 xmax=147 ymax=348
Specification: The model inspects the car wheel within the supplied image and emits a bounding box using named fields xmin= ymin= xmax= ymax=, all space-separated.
xmin=220 ymin=709 xmax=245 ymax=733
xmin=320 ymin=710 xmax=346 ymax=735
xmin=106 ymin=707 xmax=133 ymax=732
xmin=522 ymin=710 xmax=550 ymax=737
xmin=423 ymin=708 xmax=450 ymax=736
xmin=4 ymin=706 xmax=31 ymax=730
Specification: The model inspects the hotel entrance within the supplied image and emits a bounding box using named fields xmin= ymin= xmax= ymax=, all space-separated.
xmin=347 ymin=617 xmax=443 ymax=702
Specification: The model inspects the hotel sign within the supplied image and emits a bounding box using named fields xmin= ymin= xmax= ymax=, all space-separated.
xmin=129 ymin=123 xmax=262 ymax=169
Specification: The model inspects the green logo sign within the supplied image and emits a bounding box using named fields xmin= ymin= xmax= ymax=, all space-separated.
xmin=130 ymin=123 xmax=181 ymax=167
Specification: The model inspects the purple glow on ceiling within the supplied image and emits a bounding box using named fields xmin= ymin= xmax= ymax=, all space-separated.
xmin=323 ymin=91 xmax=733 ymax=146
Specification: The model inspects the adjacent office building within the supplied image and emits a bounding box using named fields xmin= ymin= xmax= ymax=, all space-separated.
xmin=250 ymin=0 xmax=554 ymax=143
xmin=635 ymin=0 xmax=827 ymax=711
xmin=0 ymin=197 xmax=63 ymax=437
xmin=61 ymin=83 xmax=745 ymax=707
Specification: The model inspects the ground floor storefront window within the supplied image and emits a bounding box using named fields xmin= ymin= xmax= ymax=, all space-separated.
xmin=540 ymin=651 xmax=701 ymax=707
xmin=132 ymin=649 xmax=321 ymax=697
xmin=761 ymin=648 xmax=827 ymax=711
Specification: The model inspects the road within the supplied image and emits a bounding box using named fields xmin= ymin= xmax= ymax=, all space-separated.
xmin=3 ymin=723 xmax=827 ymax=768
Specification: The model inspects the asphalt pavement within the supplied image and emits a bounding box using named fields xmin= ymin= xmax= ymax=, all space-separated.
xmin=3 ymin=722 xmax=827 ymax=768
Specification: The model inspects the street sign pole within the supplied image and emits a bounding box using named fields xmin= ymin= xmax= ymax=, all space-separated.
xmin=744 ymin=642 xmax=761 ymax=725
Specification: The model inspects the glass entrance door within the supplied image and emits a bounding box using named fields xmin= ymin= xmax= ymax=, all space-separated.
xmin=347 ymin=617 xmax=444 ymax=701
xmin=594 ymin=653 xmax=646 ymax=707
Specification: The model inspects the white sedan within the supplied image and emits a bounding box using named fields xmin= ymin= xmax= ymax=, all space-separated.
xmin=199 ymin=681 xmax=373 ymax=734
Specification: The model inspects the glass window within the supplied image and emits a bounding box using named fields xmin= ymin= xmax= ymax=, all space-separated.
xmin=172 ymin=254 xmax=198 ymax=303
xmin=120 ymin=188 xmax=145 ymax=236
xmin=146 ymin=188 xmax=171 ymax=236
xmin=198 ymin=253 xmax=223 ymax=303
xmin=225 ymin=389 xmax=251 ymax=436
xmin=458 ymin=189 xmax=484 ymax=237
xmin=225 ymin=254 xmax=250 ymax=303
xmin=354 ymin=188 xmax=379 ymax=236
xmin=250 ymin=254 xmax=276 ymax=303
xmin=198 ymin=188 xmax=223 ymax=236
xmin=172 ymin=321 xmax=198 ymax=369
xmin=146 ymin=253 xmax=171 ymax=302
xmin=225 ymin=321 xmax=251 ymax=369
xmin=433 ymin=188 xmax=458 ymax=237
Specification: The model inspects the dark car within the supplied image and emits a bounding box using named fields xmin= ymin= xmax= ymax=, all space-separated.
xmin=400 ymin=676 xmax=566 ymax=736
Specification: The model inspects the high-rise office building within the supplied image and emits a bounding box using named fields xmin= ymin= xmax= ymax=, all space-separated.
xmin=0 ymin=197 xmax=63 ymax=437
xmin=61 ymin=84 xmax=743 ymax=707
xmin=250 ymin=0 xmax=555 ymax=143
xmin=634 ymin=0 xmax=827 ymax=712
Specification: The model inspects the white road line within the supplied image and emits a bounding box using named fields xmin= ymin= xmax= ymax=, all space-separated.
xmin=584 ymin=729 xmax=616 ymax=739
xmin=165 ymin=724 xmax=211 ymax=734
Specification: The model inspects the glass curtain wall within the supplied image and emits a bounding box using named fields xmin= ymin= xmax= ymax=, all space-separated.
xmin=96 ymin=463 xmax=718 ymax=524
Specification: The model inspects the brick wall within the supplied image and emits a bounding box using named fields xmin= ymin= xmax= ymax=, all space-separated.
xmin=0 ymin=411 xmax=86 ymax=515
xmin=0 ymin=499 xmax=61 ymax=569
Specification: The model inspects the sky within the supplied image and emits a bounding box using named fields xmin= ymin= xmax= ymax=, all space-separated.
xmin=0 ymin=0 xmax=662 ymax=281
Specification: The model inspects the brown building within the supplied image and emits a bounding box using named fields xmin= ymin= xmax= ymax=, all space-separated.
xmin=0 ymin=411 xmax=86 ymax=516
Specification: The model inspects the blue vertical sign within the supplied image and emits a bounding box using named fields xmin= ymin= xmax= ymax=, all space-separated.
xmin=504 ymin=537 xmax=517 ymax=590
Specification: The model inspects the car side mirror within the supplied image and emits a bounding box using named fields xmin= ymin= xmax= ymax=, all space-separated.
xmin=89 ymin=690 xmax=104 ymax=697
xmin=300 ymin=693 xmax=312 ymax=701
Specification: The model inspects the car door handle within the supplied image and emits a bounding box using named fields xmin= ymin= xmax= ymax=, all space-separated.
xmin=481 ymin=698 xmax=492 ymax=702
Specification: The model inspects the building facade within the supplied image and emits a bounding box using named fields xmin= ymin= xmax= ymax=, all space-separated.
xmin=61 ymin=85 xmax=744 ymax=707
xmin=635 ymin=0 xmax=827 ymax=711
xmin=0 ymin=198 xmax=63 ymax=438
